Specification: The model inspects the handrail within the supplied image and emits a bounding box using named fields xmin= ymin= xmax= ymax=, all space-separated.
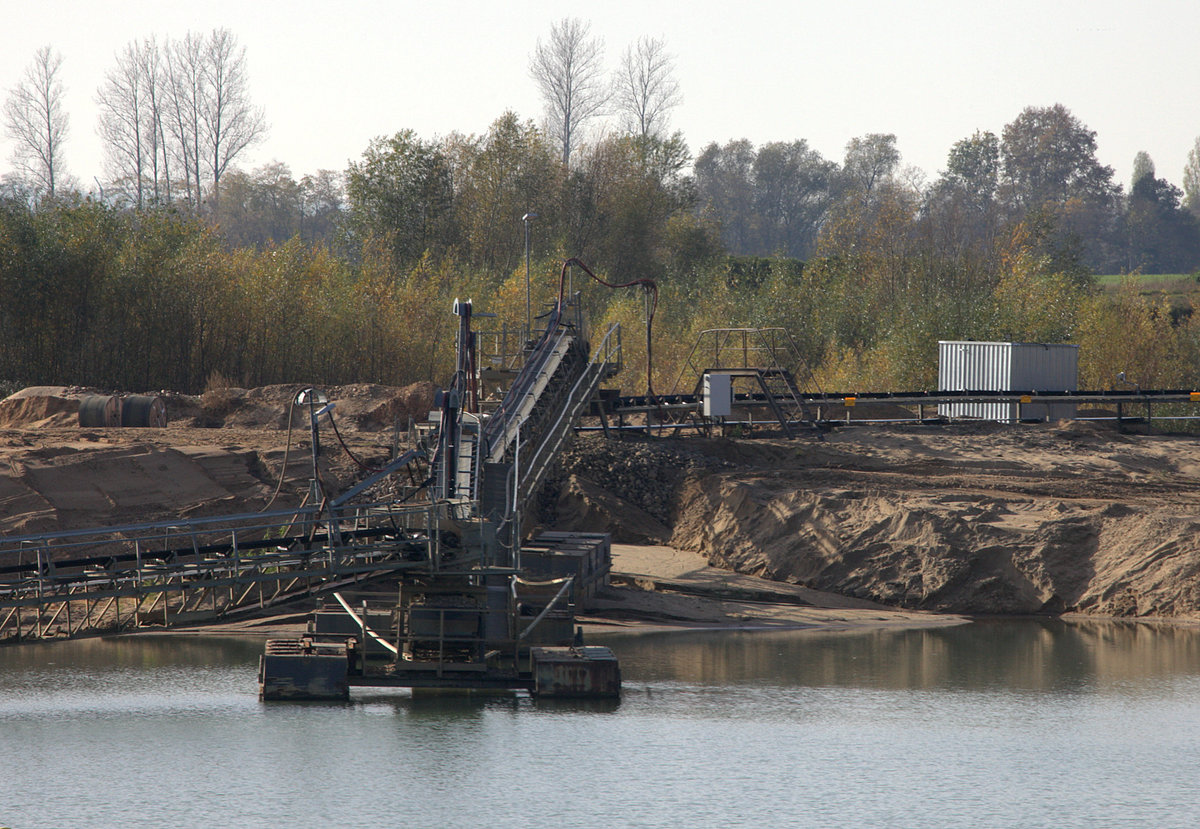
xmin=0 ymin=498 xmax=472 ymax=577
xmin=669 ymin=327 xmax=817 ymax=395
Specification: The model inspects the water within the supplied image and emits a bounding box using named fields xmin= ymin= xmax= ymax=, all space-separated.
xmin=3 ymin=621 xmax=1200 ymax=828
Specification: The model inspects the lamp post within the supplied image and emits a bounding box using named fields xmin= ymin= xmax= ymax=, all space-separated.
xmin=522 ymin=211 xmax=538 ymax=340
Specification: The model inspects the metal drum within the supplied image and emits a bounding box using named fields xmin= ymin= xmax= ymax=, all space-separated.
xmin=77 ymin=394 xmax=121 ymax=427
xmin=120 ymin=395 xmax=168 ymax=427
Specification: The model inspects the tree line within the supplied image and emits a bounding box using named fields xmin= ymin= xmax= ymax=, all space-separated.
xmin=4 ymin=20 xmax=1200 ymax=402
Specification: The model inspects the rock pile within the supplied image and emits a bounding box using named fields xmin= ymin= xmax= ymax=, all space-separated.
xmin=552 ymin=434 xmax=733 ymax=523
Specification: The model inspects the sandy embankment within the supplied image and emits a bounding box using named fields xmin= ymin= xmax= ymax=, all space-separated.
xmin=553 ymin=423 xmax=1200 ymax=622
xmin=578 ymin=544 xmax=966 ymax=633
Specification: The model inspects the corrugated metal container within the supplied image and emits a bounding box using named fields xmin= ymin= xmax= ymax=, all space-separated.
xmin=938 ymin=341 xmax=1078 ymax=423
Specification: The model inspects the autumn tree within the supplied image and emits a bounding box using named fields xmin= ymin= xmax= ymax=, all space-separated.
xmin=210 ymin=162 xmax=302 ymax=248
xmin=613 ymin=36 xmax=681 ymax=139
xmin=694 ymin=139 xmax=758 ymax=253
xmin=752 ymin=140 xmax=837 ymax=259
xmin=452 ymin=112 xmax=562 ymax=275
xmin=943 ymin=130 xmax=1000 ymax=208
xmin=299 ymin=170 xmax=345 ymax=245
xmin=529 ymin=17 xmax=607 ymax=166
xmin=4 ymin=46 xmax=69 ymax=198
xmin=924 ymin=130 xmax=1003 ymax=263
xmin=570 ymin=132 xmax=692 ymax=281
xmin=841 ymin=133 xmax=899 ymax=207
xmin=999 ymin=105 xmax=1119 ymax=271
xmin=1000 ymin=104 xmax=1116 ymax=211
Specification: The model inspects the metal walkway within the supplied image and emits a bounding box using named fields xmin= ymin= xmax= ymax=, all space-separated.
xmin=0 ymin=499 xmax=481 ymax=642
xmin=608 ymin=388 xmax=1200 ymax=428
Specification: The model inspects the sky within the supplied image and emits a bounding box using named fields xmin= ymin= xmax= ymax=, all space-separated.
xmin=2 ymin=0 xmax=1198 ymax=193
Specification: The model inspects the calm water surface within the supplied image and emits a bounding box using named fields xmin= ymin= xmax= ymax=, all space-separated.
xmin=2 ymin=621 xmax=1200 ymax=828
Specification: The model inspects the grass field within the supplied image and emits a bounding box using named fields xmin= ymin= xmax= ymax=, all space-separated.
xmin=1094 ymin=273 xmax=1199 ymax=319
xmin=1095 ymin=273 xmax=1200 ymax=289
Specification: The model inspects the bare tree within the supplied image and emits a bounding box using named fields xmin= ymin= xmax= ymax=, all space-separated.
xmin=201 ymin=28 xmax=266 ymax=198
xmin=4 ymin=46 xmax=69 ymax=198
xmin=97 ymin=41 xmax=152 ymax=207
xmin=144 ymin=29 xmax=266 ymax=209
xmin=137 ymin=37 xmax=172 ymax=204
xmin=529 ymin=17 xmax=607 ymax=166
xmin=165 ymin=32 xmax=205 ymax=206
xmin=614 ymin=36 xmax=681 ymax=139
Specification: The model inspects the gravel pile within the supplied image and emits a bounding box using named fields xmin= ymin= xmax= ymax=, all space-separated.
xmin=548 ymin=434 xmax=734 ymax=523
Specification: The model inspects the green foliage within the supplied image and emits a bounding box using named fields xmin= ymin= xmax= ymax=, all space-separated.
xmin=1001 ymin=104 xmax=1116 ymax=210
xmin=343 ymin=131 xmax=456 ymax=268
xmin=451 ymin=112 xmax=564 ymax=277
xmin=1125 ymin=173 xmax=1200 ymax=274
xmin=1075 ymin=281 xmax=1186 ymax=389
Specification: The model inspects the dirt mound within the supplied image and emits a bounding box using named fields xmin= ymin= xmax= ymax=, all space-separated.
xmin=542 ymin=435 xmax=736 ymax=538
xmin=0 ymin=394 xmax=79 ymax=428
xmin=326 ymin=381 xmax=437 ymax=431
xmin=669 ymin=472 xmax=1200 ymax=617
xmin=554 ymin=474 xmax=671 ymax=543
xmin=0 ymin=383 xmax=415 ymax=539
xmin=3 ymin=385 xmax=78 ymax=401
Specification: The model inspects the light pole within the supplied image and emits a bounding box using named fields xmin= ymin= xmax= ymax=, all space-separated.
xmin=522 ymin=211 xmax=538 ymax=340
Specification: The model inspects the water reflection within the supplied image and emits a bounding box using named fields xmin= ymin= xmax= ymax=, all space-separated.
xmin=2 ymin=622 xmax=1200 ymax=698
xmin=596 ymin=619 xmax=1200 ymax=693
xmin=0 ymin=634 xmax=264 ymax=672
xmin=3 ymin=622 xmax=1200 ymax=829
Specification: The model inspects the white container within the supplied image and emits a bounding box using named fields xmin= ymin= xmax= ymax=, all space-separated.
xmin=703 ymin=372 xmax=733 ymax=417
xmin=938 ymin=341 xmax=1078 ymax=423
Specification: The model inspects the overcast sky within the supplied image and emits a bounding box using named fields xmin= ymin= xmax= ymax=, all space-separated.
xmin=3 ymin=0 xmax=1197 ymax=192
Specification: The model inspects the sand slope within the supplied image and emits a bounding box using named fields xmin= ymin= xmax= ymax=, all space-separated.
xmin=559 ymin=424 xmax=1200 ymax=619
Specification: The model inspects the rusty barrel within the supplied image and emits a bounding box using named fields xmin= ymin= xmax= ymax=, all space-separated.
xmin=120 ymin=394 xmax=168 ymax=427
xmin=78 ymin=394 xmax=122 ymax=427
